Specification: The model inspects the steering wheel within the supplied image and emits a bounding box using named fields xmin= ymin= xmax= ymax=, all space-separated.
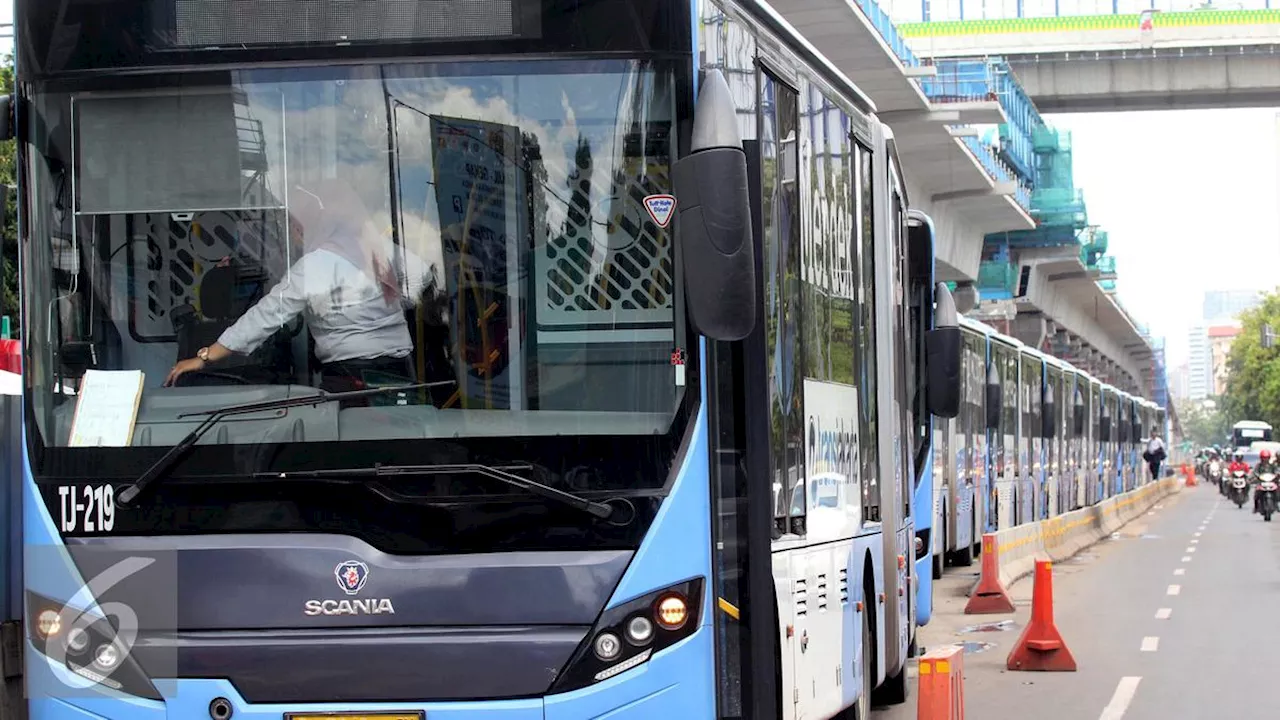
xmin=173 ymin=370 xmax=254 ymax=387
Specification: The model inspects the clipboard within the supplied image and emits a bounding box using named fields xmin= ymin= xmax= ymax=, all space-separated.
xmin=68 ymin=370 xmax=145 ymax=447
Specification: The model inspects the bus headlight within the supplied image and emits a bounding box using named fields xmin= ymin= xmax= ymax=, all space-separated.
xmin=550 ymin=578 xmax=703 ymax=694
xmin=625 ymin=616 xmax=654 ymax=645
xmin=35 ymin=609 xmax=62 ymax=639
xmin=593 ymin=632 xmax=622 ymax=661
xmin=26 ymin=592 xmax=162 ymax=700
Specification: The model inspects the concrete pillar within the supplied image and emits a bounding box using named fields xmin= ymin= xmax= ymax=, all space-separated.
xmin=1012 ymin=314 xmax=1048 ymax=352
xmin=1050 ymin=329 xmax=1072 ymax=358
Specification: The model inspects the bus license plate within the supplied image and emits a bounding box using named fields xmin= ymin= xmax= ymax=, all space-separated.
xmin=284 ymin=714 xmax=423 ymax=720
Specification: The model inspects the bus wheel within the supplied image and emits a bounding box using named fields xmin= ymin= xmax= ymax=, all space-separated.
xmin=949 ymin=513 xmax=975 ymax=567
xmin=851 ymin=609 xmax=872 ymax=720
xmin=871 ymin=642 xmax=909 ymax=706
xmin=931 ymin=517 xmax=945 ymax=579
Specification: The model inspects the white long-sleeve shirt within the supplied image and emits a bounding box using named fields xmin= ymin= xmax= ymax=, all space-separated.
xmin=1146 ymin=436 xmax=1165 ymax=456
xmin=217 ymin=246 xmax=439 ymax=364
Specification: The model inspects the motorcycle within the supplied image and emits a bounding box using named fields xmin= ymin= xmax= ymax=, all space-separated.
xmin=1259 ymin=473 xmax=1278 ymax=522
xmin=1208 ymin=460 xmax=1223 ymax=491
xmin=1230 ymin=471 xmax=1250 ymax=508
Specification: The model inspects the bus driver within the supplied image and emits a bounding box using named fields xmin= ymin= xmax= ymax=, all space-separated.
xmin=164 ymin=178 xmax=444 ymax=395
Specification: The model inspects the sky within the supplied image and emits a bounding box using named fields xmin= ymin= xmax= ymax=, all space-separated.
xmin=1044 ymin=108 xmax=1280 ymax=367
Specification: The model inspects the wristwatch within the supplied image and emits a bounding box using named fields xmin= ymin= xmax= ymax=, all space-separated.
xmin=197 ymin=347 xmax=210 ymax=362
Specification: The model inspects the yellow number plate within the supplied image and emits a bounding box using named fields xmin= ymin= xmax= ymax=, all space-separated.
xmin=285 ymin=714 xmax=423 ymax=720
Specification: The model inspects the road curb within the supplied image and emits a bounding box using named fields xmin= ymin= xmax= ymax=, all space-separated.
xmin=970 ymin=477 xmax=1182 ymax=595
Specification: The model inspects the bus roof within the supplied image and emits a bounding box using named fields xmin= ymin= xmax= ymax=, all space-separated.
xmin=744 ymin=0 xmax=877 ymax=114
xmin=1234 ymin=420 xmax=1273 ymax=429
xmin=959 ymin=315 xmax=1024 ymax=350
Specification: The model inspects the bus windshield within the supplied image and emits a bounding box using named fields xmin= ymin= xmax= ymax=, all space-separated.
xmin=23 ymin=59 xmax=690 ymax=490
xmin=1234 ymin=422 xmax=1273 ymax=449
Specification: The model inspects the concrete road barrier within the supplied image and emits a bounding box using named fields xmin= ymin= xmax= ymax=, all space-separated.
xmin=983 ymin=477 xmax=1181 ymax=592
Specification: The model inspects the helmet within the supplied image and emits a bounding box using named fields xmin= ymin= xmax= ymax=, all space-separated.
xmin=1262 ymin=449 xmax=1272 ymax=462
xmin=1236 ymin=453 xmax=1244 ymax=461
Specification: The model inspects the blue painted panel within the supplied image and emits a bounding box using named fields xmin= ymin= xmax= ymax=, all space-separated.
xmin=545 ymin=631 xmax=713 ymax=719
xmin=914 ymin=451 xmax=933 ymax=627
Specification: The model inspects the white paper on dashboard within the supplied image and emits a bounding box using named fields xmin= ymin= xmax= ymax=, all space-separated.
xmin=68 ymin=370 xmax=145 ymax=447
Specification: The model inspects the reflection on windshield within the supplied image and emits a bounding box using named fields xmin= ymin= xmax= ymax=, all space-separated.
xmin=25 ymin=59 xmax=684 ymax=449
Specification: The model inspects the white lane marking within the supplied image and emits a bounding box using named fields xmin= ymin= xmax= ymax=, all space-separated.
xmin=1168 ymin=585 xmax=1181 ymax=595
xmin=1141 ymin=636 xmax=1160 ymax=652
xmin=1182 ymin=556 xmax=1192 ymax=562
xmin=1155 ymin=608 xmax=1172 ymax=619
xmin=1186 ymin=547 xmax=1197 ymax=553
xmin=1194 ymin=531 xmax=1202 ymax=537
xmin=1191 ymin=539 xmax=1199 ymax=544
xmin=1099 ymin=677 xmax=1143 ymax=720
xmin=1174 ymin=568 xmax=1186 ymax=576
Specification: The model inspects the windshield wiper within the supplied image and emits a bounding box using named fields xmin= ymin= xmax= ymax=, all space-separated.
xmin=251 ymin=463 xmax=617 ymax=520
xmin=117 ymin=382 xmax=449 ymax=508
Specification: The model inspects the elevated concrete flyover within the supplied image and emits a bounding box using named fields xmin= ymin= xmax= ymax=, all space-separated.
xmin=765 ymin=0 xmax=1035 ymax=280
xmin=971 ymin=245 xmax=1151 ymax=395
xmin=899 ymin=9 xmax=1280 ymax=111
xmin=1003 ymin=47 xmax=1280 ymax=113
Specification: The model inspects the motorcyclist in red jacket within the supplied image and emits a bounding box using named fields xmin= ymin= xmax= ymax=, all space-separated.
xmin=1229 ymin=453 xmax=1251 ymax=475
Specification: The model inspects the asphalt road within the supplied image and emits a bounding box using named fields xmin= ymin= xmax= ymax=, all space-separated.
xmin=877 ymin=481 xmax=1280 ymax=719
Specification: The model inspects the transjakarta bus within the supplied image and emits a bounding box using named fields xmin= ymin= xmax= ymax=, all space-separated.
xmin=1233 ymin=421 xmax=1274 ymax=451
xmin=933 ymin=317 xmax=1167 ymax=573
xmin=5 ymin=0 xmax=961 ymax=718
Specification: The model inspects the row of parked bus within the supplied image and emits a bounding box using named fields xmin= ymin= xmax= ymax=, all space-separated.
xmin=928 ymin=315 xmax=1168 ymax=575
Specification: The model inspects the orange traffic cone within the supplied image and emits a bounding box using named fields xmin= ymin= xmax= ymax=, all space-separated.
xmin=964 ymin=534 xmax=1015 ymax=615
xmin=1007 ymin=560 xmax=1076 ymax=671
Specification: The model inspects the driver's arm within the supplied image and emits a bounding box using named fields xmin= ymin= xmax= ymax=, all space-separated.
xmin=216 ymin=254 xmax=315 ymax=356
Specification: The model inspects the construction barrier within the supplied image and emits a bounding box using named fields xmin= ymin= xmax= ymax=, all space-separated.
xmin=1006 ymin=560 xmax=1076 ymax=672
xmin=963 ymin=534 xmax=1015 ymax=614
xmin=970 ymin=476 xmax=1181 ymax=597
xmin=918 ymin=645 xmax=965 ymax=719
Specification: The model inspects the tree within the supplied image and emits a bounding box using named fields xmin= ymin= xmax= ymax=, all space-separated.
xmin=1221 ymin=290 xmax=1280 ymax=427
xmin=1177 ymin=399 xmax=1232 ymax=448
xmin=0 ymin=55 xmax=14 ymax=326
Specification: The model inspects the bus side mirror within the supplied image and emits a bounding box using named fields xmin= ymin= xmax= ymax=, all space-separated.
xmin=1042 ymin=389 xmax=1056 ymax=439
xmin=673 ymin=69 xmax=755 ymax=341
xmin=1072 ymin=387 xmax=1085 ymax=437
xmin=0 ymin=96 xmax=11 ymax=143
xmin=985 ymin=363 xmax=1001 ymax=431
xmin=925 ymin=285 xmax=960 ymax=419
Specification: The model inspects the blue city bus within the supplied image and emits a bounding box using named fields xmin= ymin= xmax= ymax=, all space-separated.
xmin=935 ymin=318 xmax=1165 ymax=576
xmin=3 ymin=0 xmax=961 ymax=718
xmin=906 ymin=211 xmax=940 ymax=628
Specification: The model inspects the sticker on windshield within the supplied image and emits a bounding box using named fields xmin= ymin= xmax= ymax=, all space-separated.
xmin=643 ymin=194 xmax=676 ymax=228
xmin=58 ymin=484 xmax=116 ymax=533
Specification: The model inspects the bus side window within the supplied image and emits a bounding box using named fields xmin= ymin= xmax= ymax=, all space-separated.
xmin=760 ymin=70 xmax=805 ymax=537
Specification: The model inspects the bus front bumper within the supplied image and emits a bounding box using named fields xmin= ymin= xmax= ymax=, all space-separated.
xmin=27 ymin=626 xmax=716 ymax=720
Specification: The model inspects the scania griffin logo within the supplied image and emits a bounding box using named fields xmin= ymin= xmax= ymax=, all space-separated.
xmin=334 ymin=560 xmax=369 ymax=595
xmin=303 ymin=560 xmax=396 ymax=616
